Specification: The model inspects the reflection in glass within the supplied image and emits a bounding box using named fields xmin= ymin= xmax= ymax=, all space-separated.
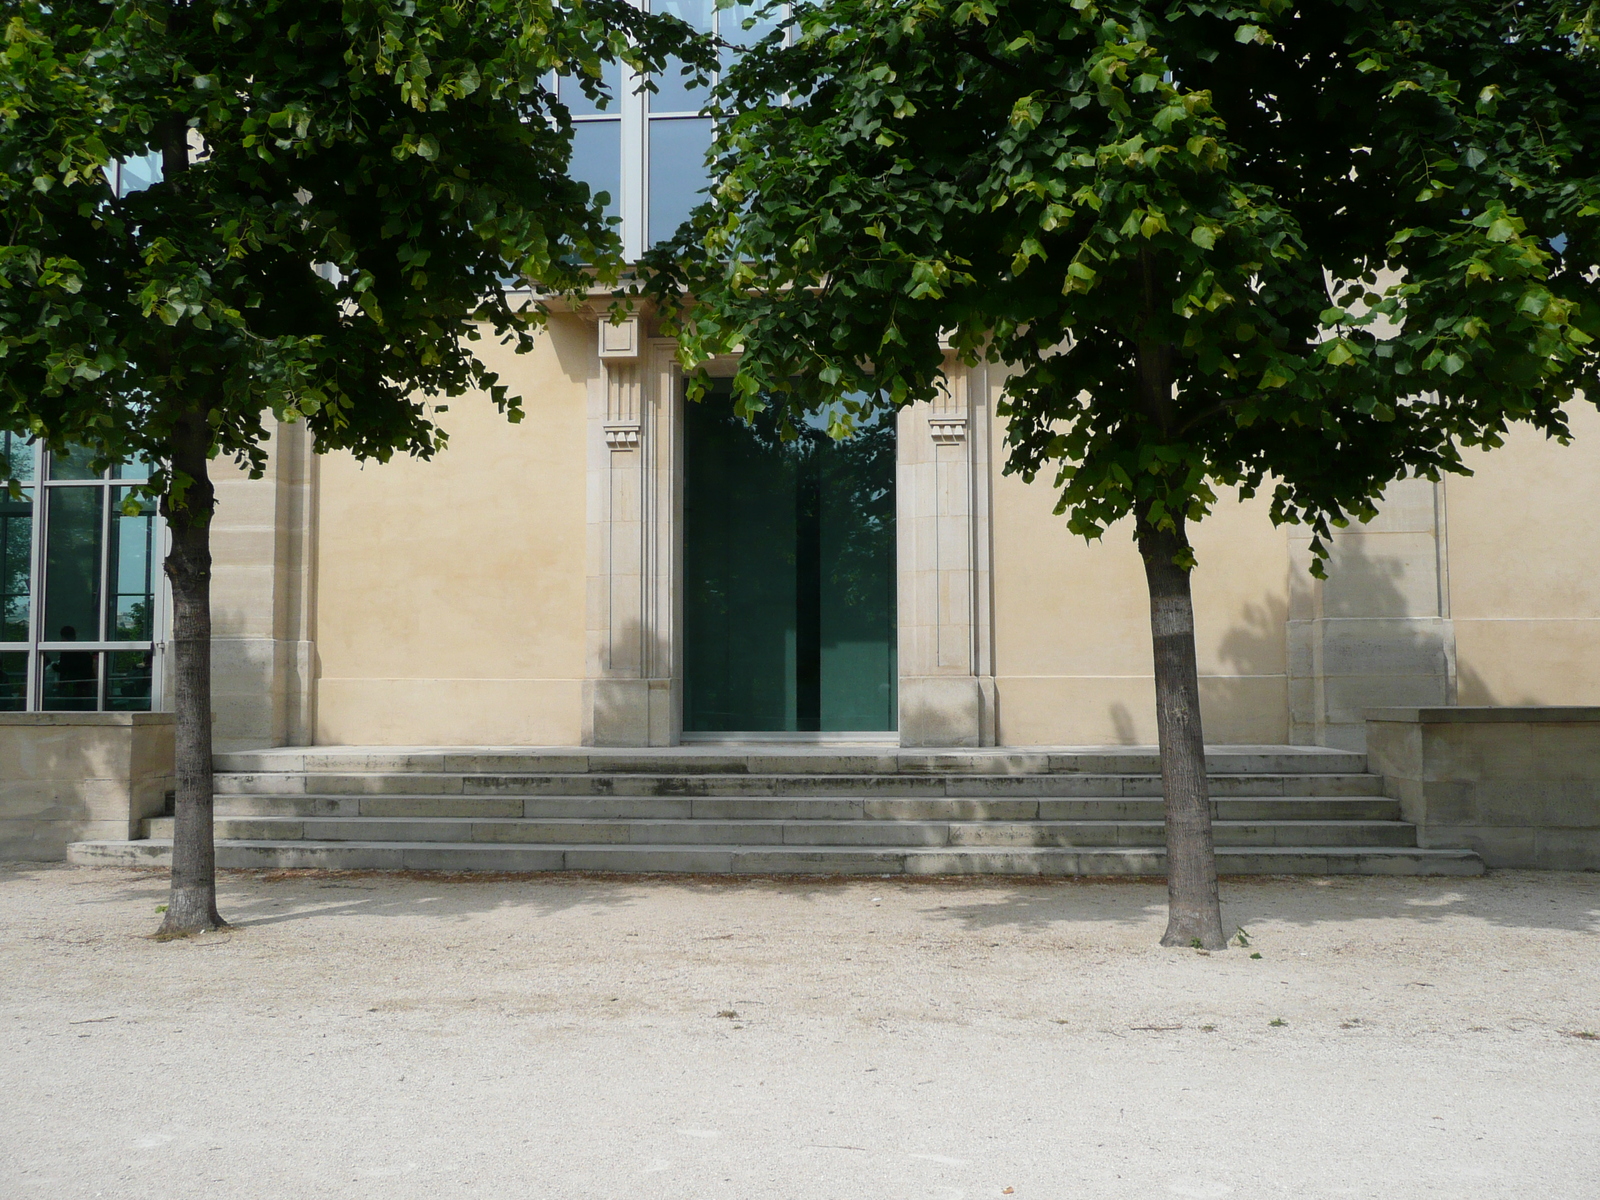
xmin=42 ymin=647 xmax=98 ymax=711
xmin=684 ymin=383 xmax=896 ymax=732
xmin=722 ymin=0 xmax=784 ymax=47
xmin=648 ymin=117 xmax=713 ymax=244
xmin=651 ymin=55 xmax=709 ymax=114
xmin=0 ymin=651 xmax=25 ymax=710
xmin=107 ymin=650 xmax=153 ymax=711
xmin=720 ymin=0 xmax=785 ymax=72
xmin=2 ymin=431 xmax=35 ymax=484
xmin=1 ymin=457 xmax=30 ymax=642
xmin=49 ymin=445 xmax=100 ymax=480
xmin=112 ymin=151 xmax=163 ymax=197
xmin=3 ymin=433 xmax=161 ymax=712
xmin=558 ymin=61 xmax=622 ymax=116
xmin=650 ymin=0 xmax=715 ymax=113
xmin=113 ymin=455 xmax=152 ymax=481
xmin=571 ymin=120 xmax=623 ymax=222
xmin=44 ymin=487 xmax=103 ymax=643
xmin=108 ymin=489 xmax=156 ymax=640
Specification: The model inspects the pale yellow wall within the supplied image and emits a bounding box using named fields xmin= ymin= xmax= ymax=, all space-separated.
xmin=1447 ymin=401 xmax=1600 ymax=706
xmin=313 ymin=315 xmax=593 ymax=745
xmin=990 ymin=412 xmax=1290 ymax=746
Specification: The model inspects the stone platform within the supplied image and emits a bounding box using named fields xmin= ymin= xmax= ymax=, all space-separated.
xmin=66 ymin=744 xmax=1484 ymax=876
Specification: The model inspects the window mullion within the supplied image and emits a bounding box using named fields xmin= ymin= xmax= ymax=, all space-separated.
xmin=622 ymin=59 xmax=647 ymax=263
xmin=25 ymin=445 xmax=43 ymax=711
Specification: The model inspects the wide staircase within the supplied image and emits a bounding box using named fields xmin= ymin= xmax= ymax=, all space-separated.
xmin=67 ymin=744 xmax=1484 ymax=876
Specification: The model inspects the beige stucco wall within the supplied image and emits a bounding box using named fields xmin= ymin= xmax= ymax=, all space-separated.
xmin=312 ymin=315 xmax=593 ymax=745
xmin=1447 ymin=401 xmax=1600 ymax=707
xmin=205 ymin=314 xmax=1599 ymax=751
xmin=989 ymin=416 xmax=1291 ymax=746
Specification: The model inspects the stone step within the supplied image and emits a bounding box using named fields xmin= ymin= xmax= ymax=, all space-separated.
xmin=141 ymin=815 xmax=1421 ymax=849
xmin=212 ymin=771 xmax=1387 ymax=799
xmin=203 ymin=794 xmax=1404 ymax=821
xmin=67 ymin=838 xmax=1486 ymax=877
xmin=212 ymin=746 xmax=1369 ymax=777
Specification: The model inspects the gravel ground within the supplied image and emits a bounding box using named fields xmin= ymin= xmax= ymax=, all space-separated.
xmin=2 ymin=863 xmax=1597 ymax=1200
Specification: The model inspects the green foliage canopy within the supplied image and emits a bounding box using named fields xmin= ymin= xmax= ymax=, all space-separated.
xmin=0 ymin=0 xmax=709 ymax=492
xmin=655 ymin=0 xmax=1600 ymax=567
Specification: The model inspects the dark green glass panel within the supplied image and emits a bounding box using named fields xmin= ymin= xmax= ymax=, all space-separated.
xmin=683 ymin=394 xmax=799 ymax=731
xmin=42 ymin=648 xmax=98 ymax=710
xmin=817 ymin=408 xmax=897 ymax=730
xmin=106 ymin=649 xmax=152 ymax=711
xmin=0 ymin=651 xmax=26 ymax=710
xmin=108 ymin=488 xmax=156 ymax=640
xmin=683 ymin=385 xmax=895 ymax=732
xmin=44 ymin=486 xmax=104 ymax=643
xmin=48 ymin=445 xmax=101 ymax=480
xmin=1 ymin=491 xmax=30 ymax=644
xmin=2 ymin=434 xmax=36 ymax=641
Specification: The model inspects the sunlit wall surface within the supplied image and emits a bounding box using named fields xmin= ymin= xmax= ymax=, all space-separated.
xmin=0 ymin=436 xmax=162 ymax=712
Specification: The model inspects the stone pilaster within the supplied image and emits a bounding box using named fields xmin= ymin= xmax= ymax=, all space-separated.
xmin=583 ymin=324 xmax=681 ymax=745
xmin=208 ymin=419 xmax=319 ymax=750
xmin=895 ymin=359 xmax=997 ymax=746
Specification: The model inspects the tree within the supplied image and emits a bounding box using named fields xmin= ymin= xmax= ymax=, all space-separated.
xmin=0 ymin=0 xmax=709 ymax=935
xmin=652 ymin=0 xmax=1600 ymax=946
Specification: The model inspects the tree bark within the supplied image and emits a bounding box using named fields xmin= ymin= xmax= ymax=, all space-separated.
xmin=156 ymin=410 xmax=225 ymax=937
xmin=1136 ymin=509 xmax=1226 ymax=950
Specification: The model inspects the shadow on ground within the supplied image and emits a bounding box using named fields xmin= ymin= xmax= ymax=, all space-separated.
xmin=8 ymin=864 xmax=1597 ymax=938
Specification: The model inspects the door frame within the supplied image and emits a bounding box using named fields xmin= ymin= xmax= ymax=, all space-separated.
xmin=582 ymin=320 xmax=996 ymax=747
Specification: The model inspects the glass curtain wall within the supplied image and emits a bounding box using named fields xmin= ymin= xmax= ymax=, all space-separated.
xmin=683 ymin=384 xmax=897 ymax=733
xmin=0 ymin=436 xmax=161 ymax=712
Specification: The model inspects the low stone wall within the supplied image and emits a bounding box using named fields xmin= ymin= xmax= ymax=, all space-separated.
xmin=1366 ymin=707 xmax=1600 ymax=870
xmin=0 ymin=714 xmax=175 ymax=861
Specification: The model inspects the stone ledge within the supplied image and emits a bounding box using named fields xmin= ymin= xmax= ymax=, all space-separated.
xmin=0 ymin=712 xmax=175 ymax=727
xmin=1367 ymin=706 xmax=1600 ymax=724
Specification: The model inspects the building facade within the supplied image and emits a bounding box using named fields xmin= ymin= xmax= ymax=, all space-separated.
xmin=167 ymin=308 xmax=1596 ymax=753
xmin=4 ymin=306 xmax=1598 ymax=752
xmin=4 ymin=16 xmax=1597 ymax=751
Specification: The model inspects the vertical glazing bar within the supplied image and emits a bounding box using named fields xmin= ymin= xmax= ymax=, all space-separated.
xmin=620 ymin=2 xmax=647 ymax=263
xmin=26 ymin=443 xmax=43 ymax=711
xmin=98 ymin=477 xmax=111 ymax=647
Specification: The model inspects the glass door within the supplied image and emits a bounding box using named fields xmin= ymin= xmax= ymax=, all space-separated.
xmin=683 ymin=384 xmax=896 ymax=734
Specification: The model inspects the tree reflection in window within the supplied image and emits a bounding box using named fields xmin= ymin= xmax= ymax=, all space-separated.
xmin=0 ymin=440 xmax=160 ymax=710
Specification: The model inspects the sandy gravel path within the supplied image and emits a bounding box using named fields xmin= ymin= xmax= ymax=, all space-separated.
xmin=2 ymin=864 xmax=1597 ymax=1199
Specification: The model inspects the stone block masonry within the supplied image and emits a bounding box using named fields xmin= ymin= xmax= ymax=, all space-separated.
xmin=1366 ymin=707 xmax=1600 ymax=870
xmin=0 ymin=713 xmax=174 ymax=860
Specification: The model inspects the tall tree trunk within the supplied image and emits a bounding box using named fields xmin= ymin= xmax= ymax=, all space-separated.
xmin=156 ymin=411 xmax=225 ymax=936
xmin=1136 ymin=509 xmax=1226 ymax=950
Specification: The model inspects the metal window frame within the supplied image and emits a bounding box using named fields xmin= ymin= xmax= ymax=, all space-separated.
xmin=0 ymin=442 xmax=169 ymax=712
xmin=550 ymin=2 xmax=791 ymax=263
